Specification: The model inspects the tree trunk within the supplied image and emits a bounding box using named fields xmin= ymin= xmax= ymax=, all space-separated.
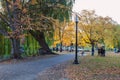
xmin=29 ymin=30 xmax=53 ymax=54
xmin=91 ymin=43 xmax=95 ymax=56
xmin=11 ymin=38 xmax=21 ymax=59
xmin=5 ymin=0 xmax=22 ymax=59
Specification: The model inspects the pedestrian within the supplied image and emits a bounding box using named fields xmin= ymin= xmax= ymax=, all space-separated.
xmin=81 ymin=50 xmax=84 ymax=56
xmin=98 ymin=47 xmax=101 ymax=56
xmin=56 ymin=47 xmax=58 ymax=52
xmin=101 ymin=46 xmax=105 ymax=57
xmin=114 ymin=47 xmax=117 ymax=53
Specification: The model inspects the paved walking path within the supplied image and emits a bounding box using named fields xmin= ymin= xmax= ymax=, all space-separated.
xmin=0 ymin=53 xmax=75 ymax=80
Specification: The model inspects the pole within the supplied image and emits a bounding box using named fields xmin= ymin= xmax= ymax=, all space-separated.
xmin=73 ymin=15 xmax=79 ymax=64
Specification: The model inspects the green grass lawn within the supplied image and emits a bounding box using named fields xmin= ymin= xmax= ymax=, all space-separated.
xmin=65 ymin=52 xmax=120 ymax=80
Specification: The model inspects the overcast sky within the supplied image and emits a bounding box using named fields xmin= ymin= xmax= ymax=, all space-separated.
xmin=73 ymin=0 xmax=120 ymax=24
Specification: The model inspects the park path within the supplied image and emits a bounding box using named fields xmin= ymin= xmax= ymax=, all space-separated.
xmin=0 ymin=53 xmax=75 ymax=80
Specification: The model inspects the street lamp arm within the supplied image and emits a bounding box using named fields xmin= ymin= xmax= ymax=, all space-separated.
xmin=72 ymin=11 xmax=82 ymax=18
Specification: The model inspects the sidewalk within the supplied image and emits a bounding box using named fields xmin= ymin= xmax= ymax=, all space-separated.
xmin=0 ymin=53 xmax=74 ymax=80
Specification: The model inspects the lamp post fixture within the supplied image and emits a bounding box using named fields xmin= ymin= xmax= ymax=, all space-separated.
xmin=73 ymin=14 xmax=79 ymax=64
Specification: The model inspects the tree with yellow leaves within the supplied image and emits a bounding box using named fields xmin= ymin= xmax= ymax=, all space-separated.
xmin=53 ymin=20 xmax=75 ymax=52
xmin=78 ymin=10 xmax=117 ymax=56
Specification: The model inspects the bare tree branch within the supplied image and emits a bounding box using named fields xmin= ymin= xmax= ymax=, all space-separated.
xmin=5 ymin=0 xmax=15 ymax=30
xmin=0 ymin=12 xmax=10 ymax=26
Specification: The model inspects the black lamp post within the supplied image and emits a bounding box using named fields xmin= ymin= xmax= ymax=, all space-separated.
xmin=73 ymin=14 xmax=79 ymax=64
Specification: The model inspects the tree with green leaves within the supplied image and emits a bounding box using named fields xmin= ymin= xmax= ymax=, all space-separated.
xmin=25 ymin=0 xmax=74 ymax=54
xmin=0 ymin=0 xmax=74 ymax=58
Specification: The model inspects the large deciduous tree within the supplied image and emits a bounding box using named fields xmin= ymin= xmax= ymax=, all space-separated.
xmin=0 ymin=0 xmax=74 ymax=57
xmin=78 ymin=10 xmax=116 ymax=56
xmin=25 ymin=0 xmax=74 ymax=54
xmin=53 ymin=20 xmax=69 ymax=52
xmin=78 ymin=10 xmax=99 ymax=56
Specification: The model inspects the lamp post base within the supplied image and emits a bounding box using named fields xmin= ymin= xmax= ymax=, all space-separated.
xmin=73 ymin=60 xmax=79 ymax=64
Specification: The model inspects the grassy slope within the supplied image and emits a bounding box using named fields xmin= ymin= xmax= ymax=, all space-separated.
xmin=65 ymin=52 xmax=120 ymax=80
